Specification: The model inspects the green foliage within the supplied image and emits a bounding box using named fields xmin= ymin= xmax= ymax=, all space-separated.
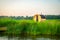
xmin=0 ymin=18 xmax=60 ymax=36
xmin=0 ymin=18 xmax=17 ymax=27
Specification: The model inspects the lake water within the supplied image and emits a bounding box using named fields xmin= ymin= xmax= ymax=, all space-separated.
xmin=0 ymin=35 xmax=60 ymax=40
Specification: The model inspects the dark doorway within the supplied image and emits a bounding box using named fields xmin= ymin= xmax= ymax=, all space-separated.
xmin=36 ymin=15 xmax=38 ymax=22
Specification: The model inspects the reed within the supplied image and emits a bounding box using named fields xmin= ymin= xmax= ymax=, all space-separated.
xmin=0 ymin=18 xmax=60 ymax=36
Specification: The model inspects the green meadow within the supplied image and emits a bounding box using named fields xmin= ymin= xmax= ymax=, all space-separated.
xmin=0 ymin=18 xmax=60 ymax=36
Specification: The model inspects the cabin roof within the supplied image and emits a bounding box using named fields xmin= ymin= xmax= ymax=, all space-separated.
xmin=40 ymin=15 xmax=45 ymax=19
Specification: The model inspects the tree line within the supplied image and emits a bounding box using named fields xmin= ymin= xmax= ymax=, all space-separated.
xmin=0 ymin=15 xmax=60 ymax=20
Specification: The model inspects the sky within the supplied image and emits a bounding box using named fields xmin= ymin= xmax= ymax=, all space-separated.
xmin=0 ymin=0 xmax=60 ymax=16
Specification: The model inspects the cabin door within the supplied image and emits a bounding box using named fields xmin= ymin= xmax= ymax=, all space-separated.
xmin=36 ymin=15 xmax=38 ymax=22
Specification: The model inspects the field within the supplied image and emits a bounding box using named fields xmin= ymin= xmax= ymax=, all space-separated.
xmin=0 ymin=18 xmax=60 ymax=36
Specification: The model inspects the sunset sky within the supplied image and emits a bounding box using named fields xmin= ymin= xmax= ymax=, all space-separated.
xmin=0 ymin=0 xmax=60 ymax=16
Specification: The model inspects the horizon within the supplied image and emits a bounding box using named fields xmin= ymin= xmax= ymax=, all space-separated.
xmin=0 ymin=0 xmax=60 ymax=16
xmin=0 ymin=14 xmax=60 ymax=17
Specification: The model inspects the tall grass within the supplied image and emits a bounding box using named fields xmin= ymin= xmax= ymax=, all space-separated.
xmin=0 ymin=18 xmax=60 ymax=36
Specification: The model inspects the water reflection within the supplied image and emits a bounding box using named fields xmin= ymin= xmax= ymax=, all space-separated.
xmin=0 ymin=35 xmax=60 ymax=40
xmin=0 ymin=36 xmax=8 ymax=40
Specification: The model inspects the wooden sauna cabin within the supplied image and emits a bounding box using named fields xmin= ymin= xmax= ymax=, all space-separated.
xmin=33 ymin=14 xmax=46 ymax=22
